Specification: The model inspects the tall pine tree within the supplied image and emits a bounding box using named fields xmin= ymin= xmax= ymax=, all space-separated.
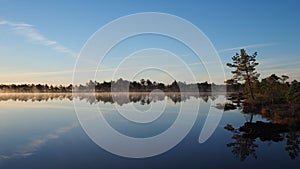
xmin=227 ymin=49 xmax=260 ymax=100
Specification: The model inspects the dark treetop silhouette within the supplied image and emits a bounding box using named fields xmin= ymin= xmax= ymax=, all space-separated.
xmin=0 ymin=79 xmax=230 ymax=93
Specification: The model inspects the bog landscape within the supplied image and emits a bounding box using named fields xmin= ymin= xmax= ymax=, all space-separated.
xmin=0 ymin=1 xmax=299 ymax=169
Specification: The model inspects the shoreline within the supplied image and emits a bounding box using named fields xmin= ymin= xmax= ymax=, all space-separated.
xmin=0 ymin=91 xmax=231 ymax=95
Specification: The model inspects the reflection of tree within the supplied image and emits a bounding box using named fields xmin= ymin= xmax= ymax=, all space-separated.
xmin=210 ymin=95 xmax=217 ymax=101
xmin=201 ymin=94 xmax=209 ymax=102
xmin=228 ymin=134 xmax=258 ymax=161
xmin=226 ymin=93 xmax=245 ymax=108
xmin=225 ymin=124 xmax=258 ymax=161
xmin=225 ymin=120 xmax=300 ymax=160
xmin=285 ymin=132 xmax=300 ymax=159
xmin=214 ymin=93 xmax=245 ymax=112
xmin=0 ymin=93 xmax=220 ymax=105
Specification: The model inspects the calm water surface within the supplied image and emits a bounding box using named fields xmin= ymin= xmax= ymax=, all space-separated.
xmin=0 ymin=93 xmax=299 ymax=169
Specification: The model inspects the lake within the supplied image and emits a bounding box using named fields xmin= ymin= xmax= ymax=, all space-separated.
xmin=0 ymin=93 xmax=299 ymax=169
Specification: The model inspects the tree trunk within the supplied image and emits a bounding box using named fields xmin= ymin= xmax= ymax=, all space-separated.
xmin=250 ymin=114 xmax=254 ymax=123
xmin=245 ymin=70 xmax=255 ymax=100
xmin=248 ymin=79 xmax=255 ymax=100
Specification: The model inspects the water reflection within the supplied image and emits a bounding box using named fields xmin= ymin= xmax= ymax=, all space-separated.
xmin=225 ymin=103 xmax=300 ymax=160
xmin=0 ymin=92 xmax=221 ymax=105
xmin=1 ymin=93 xmax=300 ymax=168
xmin=224 ymin=124 xmax=258 ymax=161
xmin=0 ymin=122 xmax=78 ymax=160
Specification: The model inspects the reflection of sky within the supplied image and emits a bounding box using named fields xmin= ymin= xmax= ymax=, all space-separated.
xmin=1 ymin=95 xmax=300 ymax=168
xmin=0 ymin=100 xmax=77 ymax=160
xmin=0 ymin=122 xmax=78 ymax=159
xmin=0 ymin=95 xmax=214 ymax=160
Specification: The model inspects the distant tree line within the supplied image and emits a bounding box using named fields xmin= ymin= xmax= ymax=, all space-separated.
xmin=0 ymin=78 xmax=230 ymax=93
xmin=0 ymin=84 xmax=73 ymax=93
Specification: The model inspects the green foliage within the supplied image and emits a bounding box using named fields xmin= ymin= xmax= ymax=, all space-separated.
xmin=227 ymin=49 xmax=260 ymax=100
xmin=259 ymin=74 xmax=286 ymax=103
xmin=287 ymin=80 xmax=300 ymax=104
xmin=226 ymin=49 xmax=298 ymax=105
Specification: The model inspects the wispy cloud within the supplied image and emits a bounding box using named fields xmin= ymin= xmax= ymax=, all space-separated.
xmin=257 ymin=58 xmax=300 ymax=80
xmin=0 ymin=19 xmax=77 ymax=57
xmin=219 ymin=43 xmax=277 ymax=53
xmin=0 ymin=70 xmax=73 ymax=78
xmin=259 ymin=58 xmax=300 ymax=70
xmin=0 ymin=122 xmax=78 ymax=159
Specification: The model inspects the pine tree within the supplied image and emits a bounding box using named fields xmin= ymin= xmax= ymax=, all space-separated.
xmin=227 ymin=49 xmax=260 ymax=100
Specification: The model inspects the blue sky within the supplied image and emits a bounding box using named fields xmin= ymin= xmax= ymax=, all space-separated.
xmin=0 ymin=0 xmax=299 ymax=84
